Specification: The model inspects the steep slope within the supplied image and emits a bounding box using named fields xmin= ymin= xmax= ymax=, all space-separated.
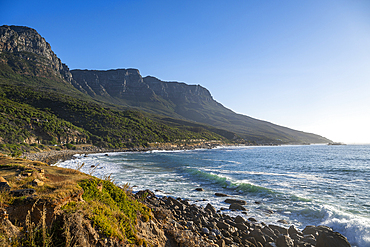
xmin=71 ymin=70 xmax=331 ymax=144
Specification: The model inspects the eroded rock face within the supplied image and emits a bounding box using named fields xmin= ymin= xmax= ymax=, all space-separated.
xmin=70 ymin=69 xmax=215 ymax=105
xmin=71 ymin=69 xmax=153 ymax=99
xmin=0 ymin=25 xmax=73 ymax=83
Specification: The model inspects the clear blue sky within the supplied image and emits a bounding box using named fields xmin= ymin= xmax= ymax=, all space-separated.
xmin=2 ymin=0 xmax=370 ymax=143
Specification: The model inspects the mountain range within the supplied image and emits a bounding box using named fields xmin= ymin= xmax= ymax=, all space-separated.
xmin=0 ymin=25 xmax=331 ymax=148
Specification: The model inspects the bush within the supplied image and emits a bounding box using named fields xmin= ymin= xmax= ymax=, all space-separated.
xmin=63 ymin=143 xmax=76 ymax=150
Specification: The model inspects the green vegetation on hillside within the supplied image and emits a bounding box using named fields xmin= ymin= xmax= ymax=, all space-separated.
xmin=0 ymin=84 xmax=224 ymax=152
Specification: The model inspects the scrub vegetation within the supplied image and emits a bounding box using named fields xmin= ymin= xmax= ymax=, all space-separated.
xmin=0 ymin=154 xmax=151 ymax=246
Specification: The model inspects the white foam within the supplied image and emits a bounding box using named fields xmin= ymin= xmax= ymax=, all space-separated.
xmin=319 ymin=205 xmax=370 ymax=247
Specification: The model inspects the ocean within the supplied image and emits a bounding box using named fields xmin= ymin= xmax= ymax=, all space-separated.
xmin=57 ymin=144 xmax=370 ymax=247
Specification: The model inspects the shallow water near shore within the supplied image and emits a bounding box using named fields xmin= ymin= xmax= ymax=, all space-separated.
xmin=57 ymin=144 xmax=370 ymax=247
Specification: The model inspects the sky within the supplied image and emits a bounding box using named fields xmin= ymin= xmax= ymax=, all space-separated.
xmin=1 ymin=0 xmax=370 ymax=144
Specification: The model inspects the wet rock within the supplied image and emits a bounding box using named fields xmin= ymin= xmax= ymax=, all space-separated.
xmin=302 ymin=225 xmax=321 ymax=237
xmin=215 ymin=192 xmax=228 ymax=197
xmin=195 ymin=188 xmax=204 ymax=191
xmin=212 ymin=228 xmax=221 ymax=236
xmin=235 ymin=222 xmax=248 ymax=231
xmin=289 ymin=225 xmax=304 ymax=239
xmin=302 ymin=234 xmax=317 ymax=245
xmin=278 ymin=219 xmax=289 ymax=224
xmin=269 ymin=224 xmax=289 ymax=235
xmin=224 ymin=198 xmax=247 ymax=205
xmin=250 ymin=229 xmax=267 ymax=244
xmin=229 ymin=203 xmax=246 ymax=211
xmin=205 ymin=203 xmax=217 ymax=214
xmin=248 ymin=217 xmax=258 ymax=222
xmin=276 ymin=234 xmax=294 ymax=247
xmin=308 ymin=226 xmax=351 ymax=247
xmin=208 ymin=231 xmax=217 ymax=240
xmin=201 ymin=227 xmax=210 ymax=235
xmin=262 ymin=226 xmax=278 ymax=240
xmin=217 ymin=221 xmax=230 ymax=230
xmin=235 ymin=215 xmax=246 ymax=224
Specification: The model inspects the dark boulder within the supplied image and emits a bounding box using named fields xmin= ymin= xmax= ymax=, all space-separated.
xmin=224 ymin=198 xmax=247 ymax=205
xmin=229 ymin=203 xmax=246 ymax=211
xmin=276 ymin=234 xmax=294 ymax=247
xmin=215 ymin=192 xmax=228 ymax=197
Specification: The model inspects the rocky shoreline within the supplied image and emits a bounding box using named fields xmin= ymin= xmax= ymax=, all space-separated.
xmin=20 ymin=142 xmax=224 ymax=165
xmin=18 ymin=147 xmax=353 ymax=247
xmin=136 ymin=189 xmax=351 ymax=247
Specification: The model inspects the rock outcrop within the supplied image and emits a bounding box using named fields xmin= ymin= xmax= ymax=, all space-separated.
xmin=70 ymin=69 xmax=214 ymax=105
xmin=0 ymin=25 xmax=73 ymax=83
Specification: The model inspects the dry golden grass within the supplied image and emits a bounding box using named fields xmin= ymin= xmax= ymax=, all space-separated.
xmin=0 ymin=154 xmax=91 ymax=204
xmin=0 ymin=154 xmax=152 ymax=246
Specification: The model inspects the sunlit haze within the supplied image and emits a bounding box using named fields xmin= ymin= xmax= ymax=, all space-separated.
xmin=2 ymin=0 xmax=370 ymax=144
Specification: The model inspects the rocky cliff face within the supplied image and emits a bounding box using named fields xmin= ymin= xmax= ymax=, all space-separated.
xmin=0 ymin=25 xmax=73 ymax=82
xmin=71 ymin=69 xmax=214 ymax=104
xmin=71 ymin=69 xmax=153 ymax=99
xmin=143 ymin=76 xmax=213 ymax=104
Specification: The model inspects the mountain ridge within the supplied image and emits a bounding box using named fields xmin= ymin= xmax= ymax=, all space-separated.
xmin=71 ymin=68 xmax=330 ymax=144
xmin=0 ymin=25 xmax=332 ymax=145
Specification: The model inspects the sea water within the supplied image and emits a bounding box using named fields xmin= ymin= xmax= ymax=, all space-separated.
xmin=57 ymin=144 xmax=370 ymax=247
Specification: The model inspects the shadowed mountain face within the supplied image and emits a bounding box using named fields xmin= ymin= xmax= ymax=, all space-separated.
xmin=0 ymin=25 xmax=331 ymax=144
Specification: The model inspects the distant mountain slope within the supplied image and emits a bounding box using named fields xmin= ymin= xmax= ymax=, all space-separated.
xmin=0 ymin=25 xmax=226 ymax=149
xmin=0 ymin=25 xmax=331 ymax=144
xmin=71 ymin=69 xmax=330 ymax=144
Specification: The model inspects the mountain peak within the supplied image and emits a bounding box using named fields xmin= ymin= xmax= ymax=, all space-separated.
xmin=1 ymin=25 xmax=53 ymax=59
xmin=0 ymin=25 xmax=73 ymax=83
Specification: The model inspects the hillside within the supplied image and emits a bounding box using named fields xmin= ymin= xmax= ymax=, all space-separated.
xmin=0 ymin=25 xmax=332 ymax=146
xmin=71 ymin=70 xmax=330 ymax=144
xmin=0 ymin=154 xmax=216 ymax=246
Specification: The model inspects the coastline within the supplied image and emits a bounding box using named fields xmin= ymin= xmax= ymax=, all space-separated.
xmin=14 ymin=145 xmax=354 ymax=246
xmin=19 ymin=141 xmax=229 ymax=165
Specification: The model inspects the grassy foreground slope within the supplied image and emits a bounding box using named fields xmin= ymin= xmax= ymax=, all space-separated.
xmin=0 ymin=154 xmax=150 ymax=246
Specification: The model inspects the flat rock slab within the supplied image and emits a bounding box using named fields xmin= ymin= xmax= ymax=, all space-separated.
xmin=224 ymin=198 xmax=247 ymax=205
